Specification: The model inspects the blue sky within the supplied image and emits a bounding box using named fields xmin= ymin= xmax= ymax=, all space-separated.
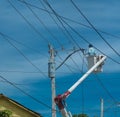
xmin=0 ymin=0 xmax=120 ymax=117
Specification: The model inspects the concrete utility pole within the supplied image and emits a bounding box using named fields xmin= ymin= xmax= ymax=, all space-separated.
xmin=48 ymin=45 xmax=56 ymax=117
xmin=100 ymin=98 xmax=104 ymax=117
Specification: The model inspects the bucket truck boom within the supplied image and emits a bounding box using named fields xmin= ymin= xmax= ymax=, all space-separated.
xmin=54 ymin=55 xmax=106 ymax=117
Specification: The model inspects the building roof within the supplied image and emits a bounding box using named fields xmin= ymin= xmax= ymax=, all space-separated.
xmin=0 ymin=94 xmax=41 ymax=117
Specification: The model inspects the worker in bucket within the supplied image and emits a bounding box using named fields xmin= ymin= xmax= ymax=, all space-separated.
xmin=88 ymin=44 xmax=96 ymax=56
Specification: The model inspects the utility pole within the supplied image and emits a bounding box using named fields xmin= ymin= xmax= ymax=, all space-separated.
xmin=100 ymin=98 xmax=104 ymax=117
xmin=48 ymin=44 xmax=56 ymax=117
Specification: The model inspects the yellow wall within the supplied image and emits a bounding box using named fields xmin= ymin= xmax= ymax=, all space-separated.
xmin=0 ymin=97 xmax=40 ymax=117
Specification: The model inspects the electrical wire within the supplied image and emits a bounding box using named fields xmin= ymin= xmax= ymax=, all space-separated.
xmin=40 ymin=0 xmax=84 ymax=74
xmin=39 ymin=0 xmax=87 ymax=75
xmin=7 ymin=0 xmax=49 ymax=44
xmin=21 ymin=0 xmax=63 ymax=48
xmin=0 ymin=75 xmax=52 ymax=111
xmin=0 ymin=0 xmax=86 ymax=116
xmin=17 ymin=0 xmax=84 ymax=75
xmin=0 ymin=32 xmax=80 ymax=74
xmin=21 ymin=0 xmax=82 ymax=74
xmin=94 ymin=74 xmax=117 ymax=103
xmin=59 ymin=16 xmax=120 ymax=65
xmin=57 ymin=53 xmax=78 ymax=74
xmin=39 ymin=0 xmax=76 ymax=47
xmin=42 ymin=0 xmax=120 ymax=68
xmin=61 ymin=16 xmax=120 ymax=40
xmin=43 ymin=0 xmax=83 ymax=50
xmin=0 ymin=80 xmax=26 ymax=85
xmin=2 ymin=1 xmax=119 ymax=115
xmin=56 ymin=49 xmax=84 ymax=70
xmin=2 ymin=1 xmax=118 ymax=115
xmin=42 ymin=1 xmax=119 ymax=106
xmin=43 ymin=0 xmax=87 ymax=75
xmin=17 ymin=0 xmax=120 ymax=41
xmin=94 ymin=74 xmax=120 ymax=114
xmin=43 ymin=0 xmax=120 ymax=66
xmin=0 ymin=32 xmax=48 ymax=79
xmin=69 ymin=56 xmax=83 ymax=73
xmin=0 ymin=75 xmax=60 ymax=117
xmin=41 ymin=2 xmax=120 ymax=111
xmin=0 ymin=31 xmax=48 ymax=58
xmin=70 ymin=0 xmax=120 ymax=57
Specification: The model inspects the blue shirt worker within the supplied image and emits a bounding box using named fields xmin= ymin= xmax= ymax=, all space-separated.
xmin=88 ymin=44 xmax=96 ymax=56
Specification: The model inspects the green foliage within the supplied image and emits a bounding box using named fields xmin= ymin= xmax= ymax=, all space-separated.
xmin=73 ymin=113 xmax=89 ymax=117
xmin=0 ymin=110 xmax=12 ymax=117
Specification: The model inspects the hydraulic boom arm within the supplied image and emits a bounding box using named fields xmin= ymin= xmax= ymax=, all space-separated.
xmin=54 ymin=55 xmax=106 ymax=117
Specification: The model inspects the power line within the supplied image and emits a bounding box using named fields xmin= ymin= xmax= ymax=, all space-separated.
xmin=17 ymin=0 xmax=120 ymax=71
xmin=0 ymin=32 xmax=48 ymax=79
xmin=0 ymin=31 xmax=48 ymax=58
xmin=6 ymin=0 xmax=119 ymax=101
xmin=0 ymin=32 xmax=80 ymax=74
xmin=61 ymin=16 xmax=120 ymax=40
xmin=95 ymin=74 xmax=117 ymax=103
xmin=17 ymin=0 xmax=50 ymax=13
xmin=43 ymin=0 xmax=86 ymax=73
xmin=39 ymin=0 xmax=84 ymax=74
xmin=39 ymin=0 xmax=86 ymax=75
xmin=26 ymin=0 xmax=85 ymax=74
xmin=56 ymin=49 xmax=84 ymax=70
xmin=43 ymin=0 xmax=83 ymax=49
xmin=0 ymin=33 xmax=81 ymax=75
xmin=7 ymin=0 xmax=49 ymax=44
xmin=70 ymin=0 xmax=120 ymax=57
xmin=42 ymin=0 xmax=120 ymax=66
xmin=39 ymin=0 xmax=76 ymax=47
xmin=41 ymin=2 xmax=120 ymax=101
xmin=30 ymin=0 xmax=120 ymax=65
xmin=94 ymin=74 xmax=120 ymax=114
xmin=69 ymin=56 xmax=83 ymax=73
xmin=57 ymin=53 xmax=79 ymax=75
xmin=42 ymin=1 xmax=120 ymax=92
xmin=17 ymin=0 xmax=120 ymax=41
xmin=22 ymin=0 xmax=83 ymax=74
xmin=21 ymin=0 xmax=63 ymax=49
xmin=0 ymin=75 xmax=53 ymax=111
xmin=2 ymin=0 xmax=119 ymax=115
xmin=58 ymin=15 xmax=120 ymax=65
xmin=0 ymin=79 xmax=45 ymax=86
xmin=44 ymin=0 xmax=119 ymax=110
